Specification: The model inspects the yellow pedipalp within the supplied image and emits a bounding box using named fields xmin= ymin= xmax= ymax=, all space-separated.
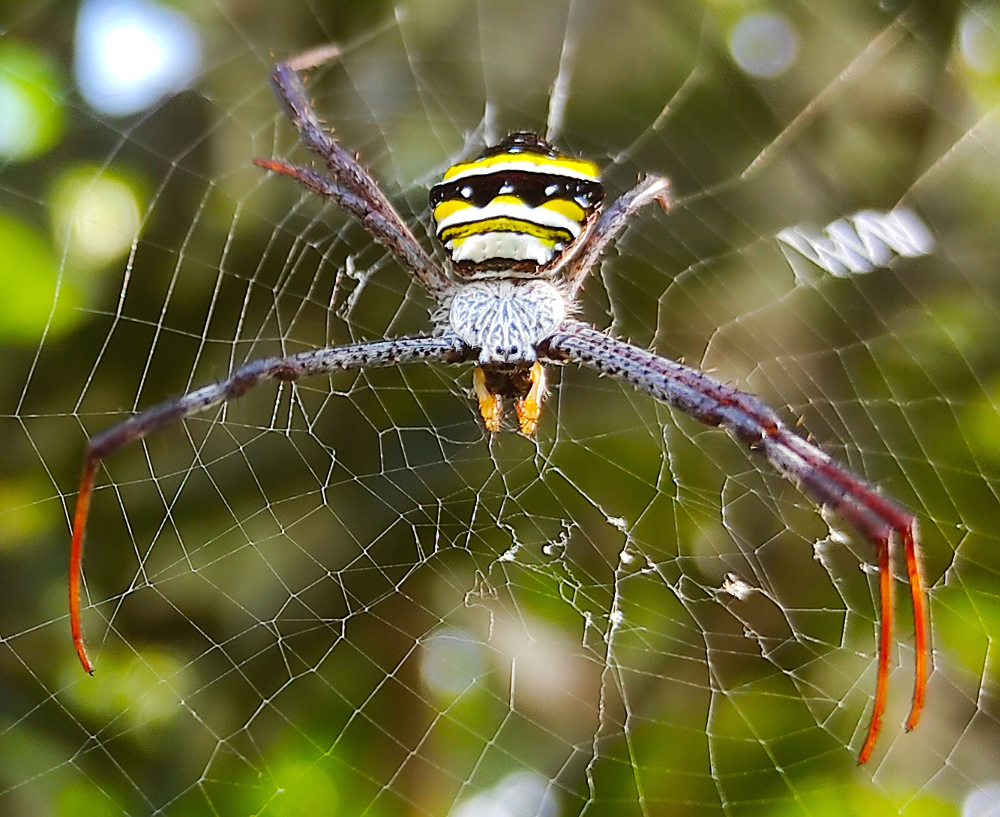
xmin=474 ymin=366 xmax=503 ymax=432
xmin=514 ymin=362 xmax=546 ymax=436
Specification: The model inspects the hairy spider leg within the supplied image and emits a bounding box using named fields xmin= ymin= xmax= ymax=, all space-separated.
xmin=261 ymin=60 xmax=452 ymax=300
xmin=558 ymin=175 xmax=673 ymax=296
xmin=543 ymin=321 xmax=928 ymax=764
xmin=69 ymin=335 xmax=472 ymax=672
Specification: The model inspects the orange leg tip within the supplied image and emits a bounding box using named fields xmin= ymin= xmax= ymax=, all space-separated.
xmin=78 ymin=650 xmax=95 ymax=675
xmin=905 ymin=697 xmax=924 ymax=732
xmin=70 ymin=455 xmax=101 ymax=674
xmin=857 ymin=538 xmax=894 ymax=764
xmin=254 ymin=158 xmax=298 ymax=177
xmin=857 ymin=708 xmax=883 ymax=764
xmin=902 ymin=521 xmax=929 ymax=736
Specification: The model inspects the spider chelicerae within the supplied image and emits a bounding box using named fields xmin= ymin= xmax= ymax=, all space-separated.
xmin=69 ymin=46 xmax=928 ymax=764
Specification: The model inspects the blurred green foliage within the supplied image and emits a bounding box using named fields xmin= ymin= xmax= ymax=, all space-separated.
xmin=1 ymin=0 xmax=999 ymax=815
xmin=0 ymin=38 xmax=64 ymax=161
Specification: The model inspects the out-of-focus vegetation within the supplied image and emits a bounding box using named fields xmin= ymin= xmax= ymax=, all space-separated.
xmin=1 ymin=0 xmax=999 ymax=814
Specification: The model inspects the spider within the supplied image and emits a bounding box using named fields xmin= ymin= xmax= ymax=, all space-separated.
xmin=68 ymin=46 xmax=928 ymax=764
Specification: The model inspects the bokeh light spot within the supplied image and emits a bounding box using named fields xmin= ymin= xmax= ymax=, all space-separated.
xmin=420 ymin=627 xmax=486 ymax=699
xmin=51 ymin=166 xmax=143 ymax=270
xmin=0 ymin=476 xmax=54 ymax=552
xmin=729 ymin=13 xmax=799 ymax=78
xmin=452 ymin=771 xmax=560 ymax=817
xmin=960 ymin=6 xmax=1000 ymax=74
xmin=63 ymin=649 xmax=193 ymax=739
xmin=75 ymin=0 xmax=201 ymax=116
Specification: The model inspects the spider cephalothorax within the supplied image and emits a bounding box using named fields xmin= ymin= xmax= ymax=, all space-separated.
xmin=68 ymin=46 xmax=928 ymax=765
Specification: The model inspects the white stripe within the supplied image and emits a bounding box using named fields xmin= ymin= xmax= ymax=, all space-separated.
xmin=450 ymin=234 xmax=554 ymax=264
xmin=445 ymin=158 xmax=598 ymax=183
xmin=435 ymin=200 xmax=583 ymax=235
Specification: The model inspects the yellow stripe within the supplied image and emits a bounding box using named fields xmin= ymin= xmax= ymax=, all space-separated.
xmin=440 ymin=217 xmax=570 ymax=244
xmin=538 ymin=199 xmax=585 ymax=222
xmin=443 ymin=153 xmax=600 ymax=181
xmin=432 ymin=200 xmax=473 ymax=221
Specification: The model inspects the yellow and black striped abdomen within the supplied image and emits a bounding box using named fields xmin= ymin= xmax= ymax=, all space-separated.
xmin=430 ymin=133 xmax=603 ymax=276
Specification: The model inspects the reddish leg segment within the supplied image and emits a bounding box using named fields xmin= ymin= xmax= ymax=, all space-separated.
xmin=69 ymin=336 xmax=472 ymax=673
xmin=544 ymin=321 xmax=929 ymax=762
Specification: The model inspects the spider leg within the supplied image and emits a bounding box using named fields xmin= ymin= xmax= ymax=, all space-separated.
xmin=258 ymin=55 xmax=452 ymax=300
xmin=542 ymin=321 xmax=928 ymax=763
xmin=70 ymin=334 xmax=473 ymax=673
xmin=556 ymin=175 xmax=673 ymax=297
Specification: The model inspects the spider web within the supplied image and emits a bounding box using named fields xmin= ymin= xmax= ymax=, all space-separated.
xmin=3 ymin=0 xmax=999 ymax=814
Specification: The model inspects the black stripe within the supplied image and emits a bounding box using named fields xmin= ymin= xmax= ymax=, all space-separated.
xmin=430 ymin=170 xmax=604 ymax=210
xmin=479 ymin=132 xmax=561 ymax=159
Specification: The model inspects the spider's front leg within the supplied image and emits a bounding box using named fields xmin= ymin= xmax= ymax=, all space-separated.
xmin=69 ymin=335 xmax=472 ymax=672
xmin=542 ymin=321 xmax=928 ymax=763
xmin=255 ymin=46 xmax=452 ymax=300
xmin=556 ymin=174 xmax=674 ymax=296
